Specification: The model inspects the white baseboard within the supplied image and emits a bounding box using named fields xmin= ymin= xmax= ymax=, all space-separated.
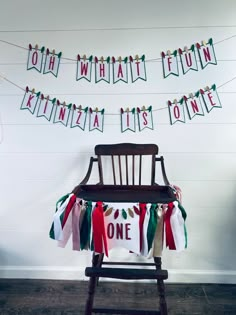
xmin=0 ymin=266 xmax=236 ymax=284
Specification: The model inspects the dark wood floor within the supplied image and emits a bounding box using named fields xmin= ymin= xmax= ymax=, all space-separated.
xmin=0 ymin=279 xmax=236 ymax=315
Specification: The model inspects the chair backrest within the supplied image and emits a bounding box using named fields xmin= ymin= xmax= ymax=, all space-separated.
xmin=94 ymin=143 xmax=159 ymax=186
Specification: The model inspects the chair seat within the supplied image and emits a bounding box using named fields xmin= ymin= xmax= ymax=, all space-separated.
xmin=85 ymin=267 xmax=168 ymax=280
xmin=77 ymin=185 xmax=176 ymax=203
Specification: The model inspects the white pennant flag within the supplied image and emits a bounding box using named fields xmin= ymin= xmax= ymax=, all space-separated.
xmin=112 ymin=56 xmax=128 ymax=83
xmin=37 ymin=95 xmax=55 ymax=121
xmin=95 ymin=57 xmax=110 ymax=83
xmin=121 ymin=108 xmax=136 ymax=132
xmin=76 ymin=55 xmax=93 ymax=82
xmin=137 ymin=106 xmax=154 ymax=131
xmin=162 ymin=50 xmax=179 ymax=78
xmin=27 ymin=44 xmax=44 ymax=73
xmin=53 ymin=101 xmax=71 ymax=126
xmin=89 ymin=108 xmax=105 ymax=132
xmin=71 ymin=105 xmax=88 ymax=130
xmin=168 ymin=99 xmax=185 ymax=125
xmin=200 ymin=84 xmax=222 ymax=113
xmin=179 ymin=45 xmax=198 ymax=74
xmin=43 ymin=49 xmax=62 ymax=77
xmin=196 ymin=39 xmax=217 ymax=69
xmin=184 ymin=93 xmax=204 ymax=119
xmin=21 ymin=87 xmax=40 ymax=114
xmin=129 ymin=55 xmax=147 ymax=82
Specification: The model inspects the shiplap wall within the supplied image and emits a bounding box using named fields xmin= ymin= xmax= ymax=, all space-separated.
xmin=0 ymin=0 xmax=236 ymax=283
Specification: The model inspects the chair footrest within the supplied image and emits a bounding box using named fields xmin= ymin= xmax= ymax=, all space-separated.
xmin=93 ymin=308 xmax=161 ymax=314
xmin=85 ymin=267 xmax=168 ymax=280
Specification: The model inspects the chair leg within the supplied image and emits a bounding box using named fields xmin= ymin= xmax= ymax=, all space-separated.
xmin=154 ymin=257 xmax=168 ymax=315
xmin=84 ymin=253 xmax=104 ymax=315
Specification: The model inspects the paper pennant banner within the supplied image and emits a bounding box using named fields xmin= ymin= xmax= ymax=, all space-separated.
xmin=43 ymin=49 xmax=62 ymax=77
xmin=162 ymin=50 xmax=179 ymax=78
xmin=112 ymin=56 xmax=128 ymax=83
xmin=200 ymin=84 xmax=222 ymax=113
xmin=53 ymin=100 xmax=71 ymax=126
xmin=137 ymin=106 xmax=154 ymax=131
xmin=129 ymin=55 xmax=147 ymax=83
xmin=89 ymin=108 xmax=105 ymax=132
xmin=168 ymin=99 xmax=185 ymax=124
xmin=179 ymin=45 xmax=198 ymax=74
xmin=121 ymin=108 xmax=136 ymax=132
xmin=104 ymin=204 xmax=140 ymax=254
xmin=94 ymin=56 xmax=110 ymax=83
xmin=37 ymin=94 xmax=56 ymax=121
xmin=21 ymin=87 xmax=40 ymax=114
xmin=196 ymin=38 xmax=217 ymax=69
xmin=27 ymin=44 xmax=45 ymax=73
xmin=76 ymin=55 xmax=93 ymax=82
xmin=71 ymin=105 xmax=88 ymax=130
xmin=183 ymin=93 xmax=204 ymax=119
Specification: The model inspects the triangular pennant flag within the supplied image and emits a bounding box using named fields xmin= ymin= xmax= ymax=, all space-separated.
xmin=71 ymin=105 xmax=88 ymax=130
xmin=37 ymin=94 xmax=56 ymax=121
xmin=76 ymin=55 xmax=93 ymax=82
xmin=137 ymin=106 xmax=154 ymax=131
xmin=120 ymin=107 xmax=136 ymax=132
xmin=112 ymin=56 xmax=128 ymax=83
xmin=43 ymin=48 xmax=62 ymax=77
xmin=184 ymin=93 xmax=204 ymax=119
xmin=196 ymin=38 xmax=217 ymax=69
xmin=179 ymin=45 xmax=198 ymax=74
xmin=27 ymin=44 xmax=45 ymax=73
xmin=95 ymin=56 xmax=110 ymax=83
xmin=20 ymin=86 xmax=40 ymax=114
xmin=53 ymin=100 xmax=71 ymax=126
xmin=200 ymin=84 xmax=222 ymax=113
xmin=161 ymin=50 xmax=179 ymax=78
xmin=89 ymin=108 xmax=105 ymax=132
xmin=168 ymin=99 xmax=185 ymax=125
xmin=129 ymin=55 xmax=147 ymax=82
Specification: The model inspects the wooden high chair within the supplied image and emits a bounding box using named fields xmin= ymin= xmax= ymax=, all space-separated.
xmin=73 ymin=143 xmax=176 ymax=315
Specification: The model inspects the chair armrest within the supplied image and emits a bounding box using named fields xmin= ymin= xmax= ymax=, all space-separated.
xmin=72 ymin=157 xmax=98 ymax=194
xmin=155 ymin=156 xmax=170 ymax=186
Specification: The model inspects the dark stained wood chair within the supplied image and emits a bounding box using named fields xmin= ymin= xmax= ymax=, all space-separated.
xmin=73 ymin=143 xmax=177 ymax=315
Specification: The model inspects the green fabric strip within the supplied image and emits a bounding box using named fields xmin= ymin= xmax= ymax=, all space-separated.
xmin=147 ymin=204 xmax=158 ymax=251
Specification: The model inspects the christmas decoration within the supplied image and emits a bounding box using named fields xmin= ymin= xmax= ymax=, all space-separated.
xmin=43 ymin=48 xmax=62 ymax=77
xmin=137 ymin=106 xmax=153 ymax=131
xmin=200 ymin=84 xmax=222 ymax=112
xmin=196 ymin=38 xmax=217 ymax=69
xmin=37 ymin=94 xmax=56 ymax=121
xmin=168 ymin=99 xmax=185 ymax=125
xmin=179 ymin=45 xmax=198 ymax=74
xmin=89 ymin=107 xmax=105 ymax=132
xmin=53 ymin=100 xmax=71 ymax=126
xmin=161 ymin=50 xmax=179 ymax=78
xmin=120 ymin=107 xmax=136 ymax=132
xmin=76 ymin=54 xmax=93 ymax=82
xmin=94 ymin=56 xmax=110 ymax=83
xmin=183 ymin=92 xmax=204 ymax=120
xmin=20 ymin=86 xmax=40 ymax=114
xmin=71 ymin=105 xmax=88 ymax=130
xmin=27 ymin=44 xmax=45 ymax=73
xmin=129 ymin=55 xmax=147 ymax=82
xmin=112 ymin=56 xmax=128 ymax=83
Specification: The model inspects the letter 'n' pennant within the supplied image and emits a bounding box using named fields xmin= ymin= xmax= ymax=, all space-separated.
xmin=76 ymin=54 xmax=93 ymax=82
xmin=196 ymin=38 xmax=217 ymax=69
xmin=21 ymin=86 xmax=40 ymax=114
xmin=71 ymin=105 xmax=88 ymax=130
xmin=89 ymin=107 xmax=105 ymax=132
xmin=53 ymin=100 xmax=71 ymax=126
xmin=43 ymin=48 xmax=62 ymax=77
xmin=183 ymin=91 xmax=204 ymax=120
xmin=137 ymin=106 xmax=154 ymax=131
xmin=168 ymin=99 xmax=185 ymax=125
xmin=120 ymin=107 xmax=136 ymax=132
xmin=112 ymin=56 xmax=128 ymax=83
xmin=161 ymin=50 xmax=179 ymax=78
xmin=200 ymin=84 xmax=222 ymax=113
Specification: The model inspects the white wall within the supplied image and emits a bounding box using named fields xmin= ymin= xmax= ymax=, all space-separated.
xmin=0 ymin=0 xmax=236 ymax=283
